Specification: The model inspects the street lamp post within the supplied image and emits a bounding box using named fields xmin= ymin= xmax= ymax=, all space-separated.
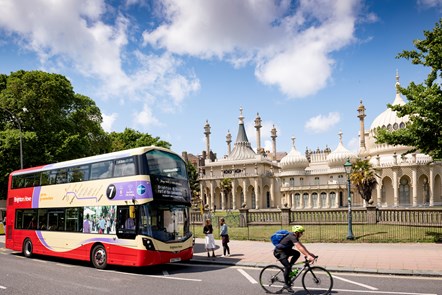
xmin=1 ymin=108 xmax=23 ymax=169
xmin=344 ymin=158 xmax=354 ymax=240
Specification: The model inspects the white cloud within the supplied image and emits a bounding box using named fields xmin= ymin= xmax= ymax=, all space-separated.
xmin=0 ymin=0 xmax=199 ymax=109
xmin=305 ymin=112 xmax=341 ymax=133
xmin=144 ymin=0 xmax=361 ymax=98
xmin=133 ymin=103 xmax=161 ymax=128
xmin=101 ymin=112 xmax=118 ymax=132
xmin=418 ymin=0 xmax=442 ymax=9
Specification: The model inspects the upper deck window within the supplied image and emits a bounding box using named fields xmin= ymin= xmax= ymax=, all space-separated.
xmin=145 ymin=150 xmax=187 ymax=180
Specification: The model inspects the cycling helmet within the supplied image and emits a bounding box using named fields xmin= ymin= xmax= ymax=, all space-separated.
xmin=292 ymin=225 xmax=305 ymax=233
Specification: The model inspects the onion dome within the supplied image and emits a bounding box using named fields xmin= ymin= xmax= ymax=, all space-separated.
xmin=327 ymin=131 xmax=357 ymax=167
xmin=280 ymin=137 xmax=309 ymax=170
xmin=370 ymin=71 xmax=409 ymax=132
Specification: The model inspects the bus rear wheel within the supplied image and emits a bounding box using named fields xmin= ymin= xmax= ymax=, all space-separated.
xmin=91 ymin=244 xmax=108 ymax=269
xmin=23 ymin=239 xmax=33 ymax=258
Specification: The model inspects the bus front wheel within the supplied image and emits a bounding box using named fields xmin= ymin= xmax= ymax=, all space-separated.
xmin=91 ymin=244 xmax=108 ymax=269
xmin=23 ymin=239 xmax=33 ymax=258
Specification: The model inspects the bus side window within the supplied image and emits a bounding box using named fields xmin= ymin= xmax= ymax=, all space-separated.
xmin=91 ymin=161 xmax=114 ymax=180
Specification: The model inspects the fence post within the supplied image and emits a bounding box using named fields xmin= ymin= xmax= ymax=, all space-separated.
xmin=281 ymin=207 xmax=291 ymax=226
xmin=239 ymin=208 xmax=248 ymax=227
xmin=366 ymin=205 xmax=377 ymax=224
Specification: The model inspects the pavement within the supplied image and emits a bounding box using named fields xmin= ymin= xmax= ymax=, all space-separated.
xmin=1 ymin=235 xmax=441 ymax=276
xmin=191 ymin=238 xmax=442 ymax=277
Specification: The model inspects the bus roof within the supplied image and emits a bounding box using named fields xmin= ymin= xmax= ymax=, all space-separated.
xmin=10 ymin=146 xmax=178 ymax=176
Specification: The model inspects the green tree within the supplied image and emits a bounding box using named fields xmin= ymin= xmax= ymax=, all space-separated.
xmin=0 ymin=70 xmax=110 ymax=198
xmin=186 ymin=161 xmax=200 ymax=196
xmin=376 ymin=19 xmax=442 ymax=160
xmin=350 ymin=159 xmax=378 ymax=205
xmin=108 ymin=128 xmax=171 ymax=151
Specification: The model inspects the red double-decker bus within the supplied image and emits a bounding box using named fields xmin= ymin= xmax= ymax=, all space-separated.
xmin=5 ymin=146 xmax=193 ymax=269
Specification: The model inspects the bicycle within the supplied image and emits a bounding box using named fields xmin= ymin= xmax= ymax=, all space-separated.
xmin=259 ymin=256 xmax=333 ymax=294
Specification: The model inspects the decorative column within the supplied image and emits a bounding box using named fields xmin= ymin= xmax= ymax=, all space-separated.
xmin=232 ymin=181 xmax=237 ymax=210
xmin=393 ymin=170 xmax=398 ymax=207
xmin=221 ymin=190 xmax=225 ymax=210
xmin=270 ymin=177 xmax=275 ymax=207
xmin=376 ymin=174 xmax=382 ymax=207
xmin=243 ymin=179 xmax=247 ymax=208
xmin=429 ymin=166 xmax=434 ymax=206
xmin=210 ymin=181 xmax=215 ymax=210
xmin=357 ymin=100 xmax=366 ymax=152
xmin=412 ymin=168 xmax=417 ymax=207
xmin=255 ymin=113 xmax=263 ymax=154
xmin=226 ymin=130 xmax=232 ymax=155
xmin=271 ymin=125 xmax=277 ymax=160
xmin=254 ymin=178 xmax=259 ymax=209
xmin=204 ymin=120 xmax=211 ymax=160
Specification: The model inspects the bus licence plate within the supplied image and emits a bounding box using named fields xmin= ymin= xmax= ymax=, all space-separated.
xmin=170 ymin=257 xmax=181 ymax=263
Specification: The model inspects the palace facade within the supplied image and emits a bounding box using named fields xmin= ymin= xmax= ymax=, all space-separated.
xmin=197 ymin=73 xmax=442 ymax=210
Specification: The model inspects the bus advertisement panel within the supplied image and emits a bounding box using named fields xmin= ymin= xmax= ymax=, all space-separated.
xmin=5 ymin=147 xmax=193 ymax=269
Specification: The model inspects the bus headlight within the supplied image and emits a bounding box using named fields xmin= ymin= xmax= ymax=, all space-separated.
xmin=142 ymin=238 xmax=155 ymax=251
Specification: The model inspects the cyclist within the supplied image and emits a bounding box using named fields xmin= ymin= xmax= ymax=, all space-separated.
xmin=273 ymin=225 xmax=316 ymax=293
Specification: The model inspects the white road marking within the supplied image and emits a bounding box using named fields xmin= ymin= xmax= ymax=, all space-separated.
xmin=237 ymin=268 xmax=257 ymax=284
xmin=325 ymin=287 xmax=437 ymax=295
xmin=333 ymin=274 xmax=378 ymax=290
xmin=55 ymin=263 xmax=76 ymax=268
xmin=0 ymin=285 xmax=6 ymax=290
xmin=98 ymin=269 xmax=201 ymax=282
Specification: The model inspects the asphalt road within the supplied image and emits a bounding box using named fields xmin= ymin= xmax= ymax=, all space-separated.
xmin=0 ymin=243 xmax=441 ymax=295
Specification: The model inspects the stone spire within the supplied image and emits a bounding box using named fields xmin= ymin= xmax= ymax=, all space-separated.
xmin=357 ymin=99 xmax=366 ymax=152
xmin=204 ymin=120 xmax=211 ymax=159
xmin=254 ymin=112 xmax=263 ymax=154
xmin=225 ymin=107 xmax=256 ymax=161
xmin=226 ymin=130 xmax=232 ymax=155
xmin=271 ymin=125 xmax=277 ymax=160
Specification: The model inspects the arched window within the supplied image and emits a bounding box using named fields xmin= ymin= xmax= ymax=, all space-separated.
xmin=266 ymin=192 xmax=271 ymax=208
xmin=295 ymin=193 xmax=301 ymax=208
xmin=320 ymin=192 xmax=327 ymax=208
xmin=312 ymin=192 xmax=318 ymax=208
xmin=399 ymin=178 xmax=410 ymax=206
xmin=290 ymin=178 xmax=295 ymax=186
xmin=303 ymin=193 xmax=309 ymax=207
xmin=251 ymin=189 xmax=256 ymax=209
xmin=329 ymin=192 xmax=336 ymax=207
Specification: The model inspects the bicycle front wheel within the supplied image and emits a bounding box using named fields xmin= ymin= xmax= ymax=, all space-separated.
xmin=302 ymin=266 xmax=333 ymax=295
xmin=259 ymin=265 xmax=285 ymax=294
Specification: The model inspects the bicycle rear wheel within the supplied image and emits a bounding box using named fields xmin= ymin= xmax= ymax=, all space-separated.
xmin=259 ymin=265 xmax=285 ymax=294
xmin=302 ymin=266 xmax=333 ymax=295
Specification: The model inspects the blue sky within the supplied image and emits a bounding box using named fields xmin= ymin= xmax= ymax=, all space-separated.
xmin=0 ymin=0 xmax=441 ymax=158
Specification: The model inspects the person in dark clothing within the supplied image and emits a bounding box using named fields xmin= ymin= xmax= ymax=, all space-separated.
xmin=203 ymin=219 xmax=216 ymax=258
xmin=273 ymin=225 xmax=316 ymax=293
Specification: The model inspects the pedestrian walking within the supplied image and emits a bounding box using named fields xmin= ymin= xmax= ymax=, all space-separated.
xmin=203 ymin=219 xmax=216 ymax=258
xmin=220 ymin=218 xmax=230 ymax=257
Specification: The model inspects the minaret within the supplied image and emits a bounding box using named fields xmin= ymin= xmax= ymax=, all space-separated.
xmin=204 ymin=120 xmax=211 ymax=160
xmin=357 ymin=99 xmax=366 ymax=152
xmin=255 ymin=113 xmax=262 ymax=154
xmin=271 ymin=124 xmax=277 ymax=160
xmin=226 ymin=130 xmax=232 ymax=155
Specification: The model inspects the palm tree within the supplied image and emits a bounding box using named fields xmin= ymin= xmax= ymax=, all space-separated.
xmin=350 ymin=158 xmax=378 ymax=205
xmin=220 ymin=178 xmax=233 ymax=209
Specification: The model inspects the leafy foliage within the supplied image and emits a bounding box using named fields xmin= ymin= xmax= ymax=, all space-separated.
xmin=186 ymin=161 xmax=200 ymax=200
xmin=0 ymin=70 xmax=111 ymax=198
xmin=349 ymin=159 xmax=378 ymax=204
xmin=376 ymin=19 xmax=442 ymax=160
xmin=107 ymin=128 xmax=171 ymax=151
